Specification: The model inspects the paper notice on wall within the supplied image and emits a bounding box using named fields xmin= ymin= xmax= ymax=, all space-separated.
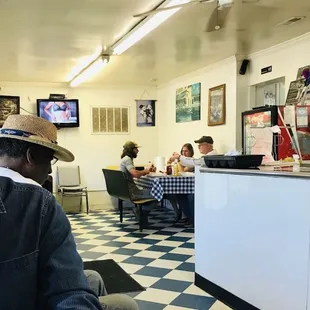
xmin=296 ymin=107 xmax=308 ymax=128
xmin=250 ymin=127 xmax=274 ymax=163
xmin=284 ymin=106 xmax=295 ymax=125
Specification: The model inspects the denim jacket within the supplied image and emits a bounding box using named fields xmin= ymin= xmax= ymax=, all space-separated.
xmin=0 ymin=174 xmax=102 ymax=310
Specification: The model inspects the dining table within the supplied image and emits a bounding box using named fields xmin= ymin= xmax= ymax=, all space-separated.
xmin=134 ymin=172 xmax=195 ymax=201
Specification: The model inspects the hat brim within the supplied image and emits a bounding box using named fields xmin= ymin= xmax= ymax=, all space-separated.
xmin=0 ymin=134 xmax=74 ymax=162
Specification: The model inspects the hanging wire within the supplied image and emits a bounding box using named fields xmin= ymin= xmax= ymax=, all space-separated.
xmin=20 ymin=106 xmax=36 ymax=115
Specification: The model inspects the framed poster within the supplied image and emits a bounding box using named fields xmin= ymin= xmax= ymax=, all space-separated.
xmin=0 ymin=96 xmax=20 ymax=127
xmin=208 ymin=84 xmax=226 ymax=126
xmin=176 ymin=82 xmax=201 ymax=123
xmin=136 ymin=100 xmax=156 ymax=127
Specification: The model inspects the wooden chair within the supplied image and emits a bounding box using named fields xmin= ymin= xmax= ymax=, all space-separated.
xmin=102 ymin=168 xmax=156 ymax=232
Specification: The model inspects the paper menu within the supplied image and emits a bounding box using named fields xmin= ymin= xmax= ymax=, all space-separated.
xmin=296 ymin=107 xmax=308 ymax=128
xmin=284 ymin=106 xmax=295 ymax=125
xmin=249 ymin=127 xmax=275 ymax=163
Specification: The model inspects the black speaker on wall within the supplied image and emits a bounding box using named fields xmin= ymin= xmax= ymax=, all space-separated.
xmin=239 ymin=59 xmax=250 ymax=75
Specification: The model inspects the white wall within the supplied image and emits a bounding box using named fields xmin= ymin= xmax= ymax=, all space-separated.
xmin=157 ymin=56 xmax=238 ymax=157
xmin=0 ymin=82 xmax=157 ymax=190
xmin=248 ymin=33 xmax=310 ymax=97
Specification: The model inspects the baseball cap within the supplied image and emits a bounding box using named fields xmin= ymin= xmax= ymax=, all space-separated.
xmin=194 ymin=136 xmax=214 ymax=145
xmin=123 ymin=141 xmax=141 ymax=149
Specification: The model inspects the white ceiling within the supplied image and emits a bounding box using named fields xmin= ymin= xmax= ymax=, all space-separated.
xmin=0 ymin=0 xmax=310 ymax=86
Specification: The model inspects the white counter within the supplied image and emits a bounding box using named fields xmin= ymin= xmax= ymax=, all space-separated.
xmin=195 ymin=167 xmax=310 ymax=310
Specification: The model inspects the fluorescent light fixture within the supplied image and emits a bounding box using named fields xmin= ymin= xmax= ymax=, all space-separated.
xmin=113 ymin=0 xmax=191 ymax=55
xmin=65 ymin=46 xmax=102 ymax=82
xmin=218 ymin=0 xmax=233 ymax=5
xmin=70 ymin=57 xmax=109 ymax=87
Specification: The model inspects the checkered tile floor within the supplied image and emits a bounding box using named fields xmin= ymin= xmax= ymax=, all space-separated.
xmin=68 ymin=207 xmax=231 ymax=310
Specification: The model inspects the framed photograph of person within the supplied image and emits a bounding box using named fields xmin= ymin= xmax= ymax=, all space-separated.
xmin=208 ymin=84 xmax=226 ymax=126
xmin=136 ymin=100 xmax=156 ymax=127
xmin=285 ymin=78 xmax=307 ymax=105
xmin=0 ymin=95 xmax=20 ymax=128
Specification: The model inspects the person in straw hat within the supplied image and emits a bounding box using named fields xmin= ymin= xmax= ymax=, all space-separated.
xmin=0 ymin=115 xmax=138 ymax=310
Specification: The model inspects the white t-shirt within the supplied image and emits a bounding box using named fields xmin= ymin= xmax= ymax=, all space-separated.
xmin=180 ymin=149 xmax=218 ymax=167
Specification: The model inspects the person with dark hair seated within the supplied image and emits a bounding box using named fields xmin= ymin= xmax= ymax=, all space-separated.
xmin=0 ymin=115 xmax=138 ymax=310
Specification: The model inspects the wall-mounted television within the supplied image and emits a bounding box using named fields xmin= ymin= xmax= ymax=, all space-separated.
xmin=37 ymin=99 xmax=79 ymax=128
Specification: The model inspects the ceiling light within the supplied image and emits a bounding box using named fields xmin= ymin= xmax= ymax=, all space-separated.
xmin=219 ymin=0 xmax=234 ymax=6
xmin=70 ymin=56 xmax=110 ymax=87
xmin=65 ymin=46 xmax=102 ymax=82
xmin=112 ymin=0 xmax=191 ymax=55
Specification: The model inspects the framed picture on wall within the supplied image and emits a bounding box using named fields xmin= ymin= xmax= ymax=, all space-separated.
xmin=0 ymin=95 xmax=20 ymax=128
xmin=176 ymin=82 xmax=201 ymax=123
xmin=208 ymin=84 xmax=226 ymax=126
xmin=136 ymin=99 xmax=156 ymax=127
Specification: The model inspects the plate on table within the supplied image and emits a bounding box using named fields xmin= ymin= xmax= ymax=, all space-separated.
xmin=149 ymin=172 xmax=165 ymax=177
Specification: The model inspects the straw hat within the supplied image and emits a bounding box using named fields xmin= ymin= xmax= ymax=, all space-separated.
xmin=0 ymin=115 xmax=74 ymax=162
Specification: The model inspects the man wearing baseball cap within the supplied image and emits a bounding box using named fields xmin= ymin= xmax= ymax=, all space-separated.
xmin=0 ymin=115 xmax=138 ymax=310
xmin=171 ymin=135 xmax=218 ymax=167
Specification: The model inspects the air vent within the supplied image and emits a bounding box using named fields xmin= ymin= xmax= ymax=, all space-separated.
xmin=277 ymin=16 xmax=306 ymax=26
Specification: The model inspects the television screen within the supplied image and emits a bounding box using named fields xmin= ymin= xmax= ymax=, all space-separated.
xmin=37 ymin=99 xmax=79 ymax=128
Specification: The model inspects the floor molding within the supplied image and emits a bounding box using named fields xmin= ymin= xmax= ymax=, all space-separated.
xmin=195 ymin=273 xmax=260 ymax=310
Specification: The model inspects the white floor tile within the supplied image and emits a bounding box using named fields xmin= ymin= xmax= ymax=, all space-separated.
xmin=164 ymin=270 xmax=194 ymax=282
xmin=90 ymin=222 xmax=114 ymax=227
xmin=135 ymin=288 xmax=180 ymax=304
xmin=97 ymin=226 xmax=120 ymax=232
xmin=147 ymin=259 xmax=182 ymax=269
xmin=71 ymin=225 xmax=87 ymax=230
xmin=89 ymin=245 xmax=119 ymax=253
xmin=82 ymin=258 xmax=92 ymax=262
xmin=72 ymin=229 xmax=94 ymax=234
xmin=134 ymin=250 xmax=165 ymax=259
xmin=123 ymin=243 xmax=151 ymax=250
xmin=81 ymin=239 xmax=109 ymax=246
xmin=105 ymin=231 xmax=129 ymax=237
xmin=144 ymin=234 xmax=169 ymax=241
xmin=164 ymin=306 xmax=195 ymax=310
xmin=77 ymin=250 xmax=85 ymax=254
xmin=210 ymin=301 xmax=233 ymax=310
xmin=183 ymin=284 xmax=212 ymax=297
xmin=131 ymin=274 xmax=160 ymax=288
xmin=97 ymin=253 xmax=129 ymax=263
xmin=170 ymin=247 xmax=195 ymax=256
xmin=113 ymin=237 xmax=139 ymax=243
xmin=119 ymin=263 xmax=144 ymax=274
xmin=187 ymin=238 xmax=195 ymax=243
xmin=77 ymin=233 xmax=101 ymax=239
xmin=156 ymin=240 xmax=184 ymax=248
xmin=173 ymin=232 xmax=194 ymax=238
xmin=185 ymin=256 xmax=195 ymax=263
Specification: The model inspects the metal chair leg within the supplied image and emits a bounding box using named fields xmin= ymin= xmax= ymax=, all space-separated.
xmin=118 ymin=199 xmax=123 ymax=223
xmin=85 ymin=191 xmax=89 ymax=214
xmin=79 ymin=196 xmax=82 ymax=213
xmin=139 ymin=204 xmax=143 ymax=232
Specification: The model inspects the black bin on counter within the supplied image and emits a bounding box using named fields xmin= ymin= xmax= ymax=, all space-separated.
xmin=203 ymin=155 xmax=264 ymax=169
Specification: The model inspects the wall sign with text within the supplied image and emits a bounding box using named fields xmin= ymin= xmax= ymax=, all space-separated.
xmin=261 ymin=66 xmax=272 ymax=75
